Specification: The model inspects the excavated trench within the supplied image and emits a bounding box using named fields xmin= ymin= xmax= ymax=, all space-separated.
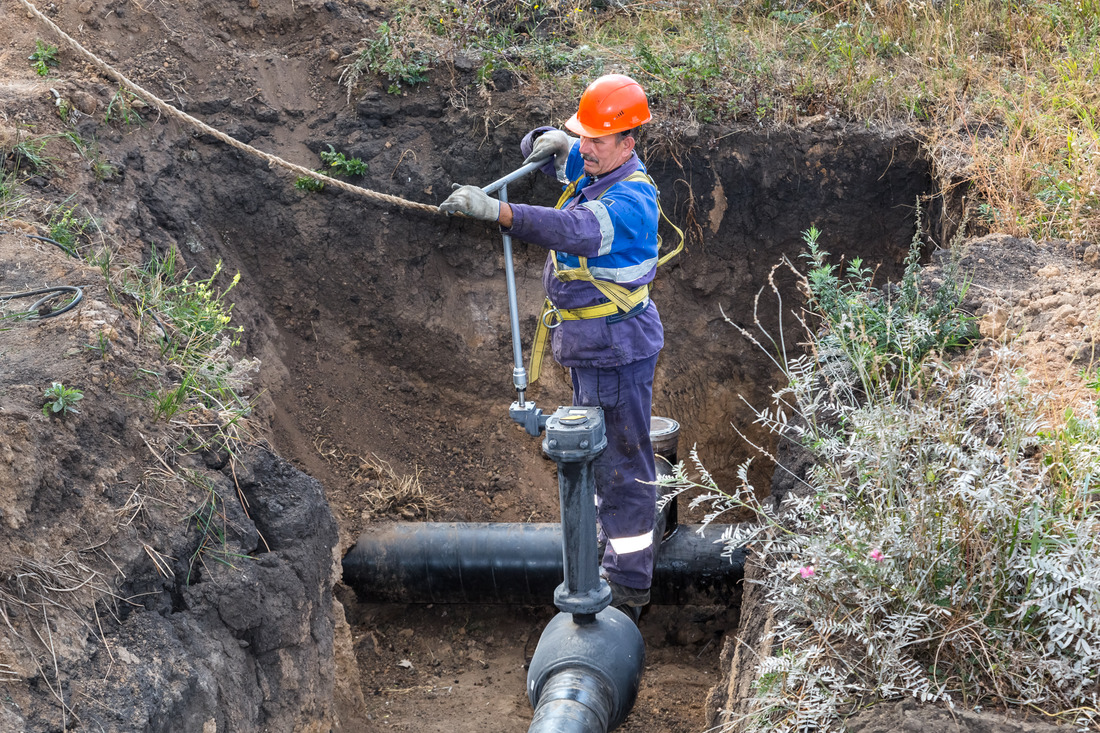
xmin=127 ymin=79 xmax=950 ymax=729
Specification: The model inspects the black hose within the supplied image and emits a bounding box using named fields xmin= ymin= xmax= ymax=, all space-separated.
xmin=1 ymin=285 xmax=84 ymax=319
xmin=0 ymin=231 xmax=85 ymax=319
xmin=24 ymin=233 xmax=75 ymax=256
xmin=0 ymin=230 xmax=76 ymax=256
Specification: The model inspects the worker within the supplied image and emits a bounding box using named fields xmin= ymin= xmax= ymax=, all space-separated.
xmin=439 ymin=74 xmax=664 ymax=616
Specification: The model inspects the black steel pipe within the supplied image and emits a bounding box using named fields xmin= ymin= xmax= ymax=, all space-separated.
xmin=526 ymin=608 xmax=644 ymax=732
xmin=342 ymin=522 xmax=745 ymax=606
xmin=528 ymin=668 xmax=613 ymax=732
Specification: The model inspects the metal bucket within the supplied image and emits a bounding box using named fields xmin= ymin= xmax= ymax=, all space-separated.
xmin=649 ymin=416 xmax=680 ymax=464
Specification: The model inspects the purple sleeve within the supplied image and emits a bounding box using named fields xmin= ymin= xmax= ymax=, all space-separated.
xmin=520 ymin=126 xmax=564 ymax=179
xmin=505 ymin=202 xmax=602 ymax=258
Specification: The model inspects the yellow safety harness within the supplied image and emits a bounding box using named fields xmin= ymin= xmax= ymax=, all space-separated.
xmin=529 ymin=171 xmax=684 ymax=383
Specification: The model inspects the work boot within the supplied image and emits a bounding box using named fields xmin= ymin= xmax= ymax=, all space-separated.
xmin=607 ymin=579 xmax=649 ymax=623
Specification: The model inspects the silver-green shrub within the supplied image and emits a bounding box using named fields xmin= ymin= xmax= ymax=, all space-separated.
xmin=662 ymin=234 xmax=1100 ymax=730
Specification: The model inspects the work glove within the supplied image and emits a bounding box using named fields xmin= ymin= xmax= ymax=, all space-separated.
xmin=523 ymin=129 xmax=576 ymax=184
xmin=438 ymin=184 xmax=500 ymax=222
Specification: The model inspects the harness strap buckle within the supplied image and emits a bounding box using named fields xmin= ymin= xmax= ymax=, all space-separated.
xmin=541 ymin=303 xmax=563 ymax=330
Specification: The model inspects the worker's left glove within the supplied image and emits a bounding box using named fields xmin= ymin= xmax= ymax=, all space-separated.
xmin=439 ymin=184 xmax=500 ymax=222
xmin=523 ymin=129 xmax=576 ymax=184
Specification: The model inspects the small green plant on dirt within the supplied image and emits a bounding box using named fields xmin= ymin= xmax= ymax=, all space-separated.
xmin=339 ymin=19 xmax=432 ymax=99
xmin=28 ymin=39 xmax=59 ymax=76
xmin=319 ymin=145 xmax=367 ymax=177
xmin=152 ymin=371 xmax=196 ymax=420
xmin=8 ymin=134 xmax=57 ymax=175
xmin=0 ymin=169 xmax=29 ymax=218
xmin=42 ymin=382 xmax=83 ymax=417
xmin=47 ymin=204 xmax=94 ymax=256
xmin=105 ymin=87 xmax=145 ymax=127
xmin=54 ymin=95 xmax=75 ymax=123
xmin=63 ymin=131 xmax=118 ymax=181
xmin=88 ymin=154 xmax=118 ymax=182
xmin=1083 ymin=367 xmax=1100 ymax=394
xmin=84 ymin=330 xmax=111 ymax=359
xmin=1037 ymin=404 xmax=1100 ymax=494
xmin=294 ymin=175 xmax=325 ymax=192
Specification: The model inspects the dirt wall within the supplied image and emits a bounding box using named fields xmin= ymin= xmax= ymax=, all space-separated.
xmin=0 ymin=234 xmax=349 ymax=732
xmin=116 ymin=80 xmax=938 ymax=508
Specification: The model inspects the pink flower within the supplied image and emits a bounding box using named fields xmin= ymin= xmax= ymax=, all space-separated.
xmin=799 ymin=566 xmax=815 ymax=579
xmin=869 ymin=549 xmax=885 ymax=563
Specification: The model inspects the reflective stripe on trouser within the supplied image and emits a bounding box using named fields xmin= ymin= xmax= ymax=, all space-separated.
xmin=570 ymin=354 xmax=658 ymax=590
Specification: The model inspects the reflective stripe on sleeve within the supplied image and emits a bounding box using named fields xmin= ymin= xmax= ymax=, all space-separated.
xmin=607 ymin=532 xmax=654 ymax=555
xmin=579 ymin=200 xmax=615 ymax=256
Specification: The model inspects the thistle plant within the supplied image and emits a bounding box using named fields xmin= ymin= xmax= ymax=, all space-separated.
xmin=661 ymin=230 xmax=1100 ymax=730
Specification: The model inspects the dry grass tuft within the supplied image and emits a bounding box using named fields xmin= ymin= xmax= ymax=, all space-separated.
xmin=0 ymin=553 xmax=118 ymax=724
xmin=313 ymin=435 xmax=444 ymax=520
xmin=356 ymin=454 xmax=443 ymax=520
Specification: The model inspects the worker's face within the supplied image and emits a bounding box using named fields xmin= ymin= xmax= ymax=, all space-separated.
xmin=578 ymin=133 xmax=635 ymax=177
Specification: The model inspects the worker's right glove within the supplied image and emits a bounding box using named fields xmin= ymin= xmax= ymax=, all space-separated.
xmin=523 ymin=129 xmax=576 ymax=184
xmin=439 ymin=184 xmax=500 ymax=222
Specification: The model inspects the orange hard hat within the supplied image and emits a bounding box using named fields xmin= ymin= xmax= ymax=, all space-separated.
xmin=565 ymin=74 xmax=651 ymax=138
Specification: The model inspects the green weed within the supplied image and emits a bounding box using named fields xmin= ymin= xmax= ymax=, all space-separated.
xmin=339 ymin=19 xmax=433 ymax=99
xmin=1084 ymin=368 xmax=1100 ymax=393
xmin=8 ymin=135 xmax=56 ymax=175
xmin=84 ymin=330 xmax=111 ymax=359
xmin=182 ymin=469 xmax=248 ymax=584
xmin=319 ymin=145 xmax=367 ymax=177
xmin=47 ymin=204 xmax=94 ymax=256
xmin=1040 ymin=406 xmax=1100 ymax=498
xmin=105 ymin=87 xmax=145 ymax=127
xmin=294 ymin=175 xmax=325 ymax=192
xmin=800 ymin=218 xmax=975 ymax=391
xmin=118 ymin=247 xmax=255 ymax=425
xmin=152 ymin=373 xmax=195 ymax=421
xmin=0 ymin=169 xmax=28 ymax=218
xmin=54 ymin=96 xmax=74 ymax=123
xmin=63 ymin=131 xmax=118 ymax=181
xmin=42 ymin=382 xmax=83 ymax=418
xmin=28 ymin=40 xmax=59 ymax=76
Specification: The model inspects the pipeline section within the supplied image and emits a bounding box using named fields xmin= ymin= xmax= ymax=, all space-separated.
xmin=526 ymin=609 xmax=645 ymax=732
xmin=342 ymin=521 xmax=745 ymax=606
xmin=341 ymin=399 xmax=736 ymax=732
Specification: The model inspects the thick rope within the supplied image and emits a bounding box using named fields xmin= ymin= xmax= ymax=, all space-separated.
xmin=15 ymin=0 xmax=441 ymax=216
